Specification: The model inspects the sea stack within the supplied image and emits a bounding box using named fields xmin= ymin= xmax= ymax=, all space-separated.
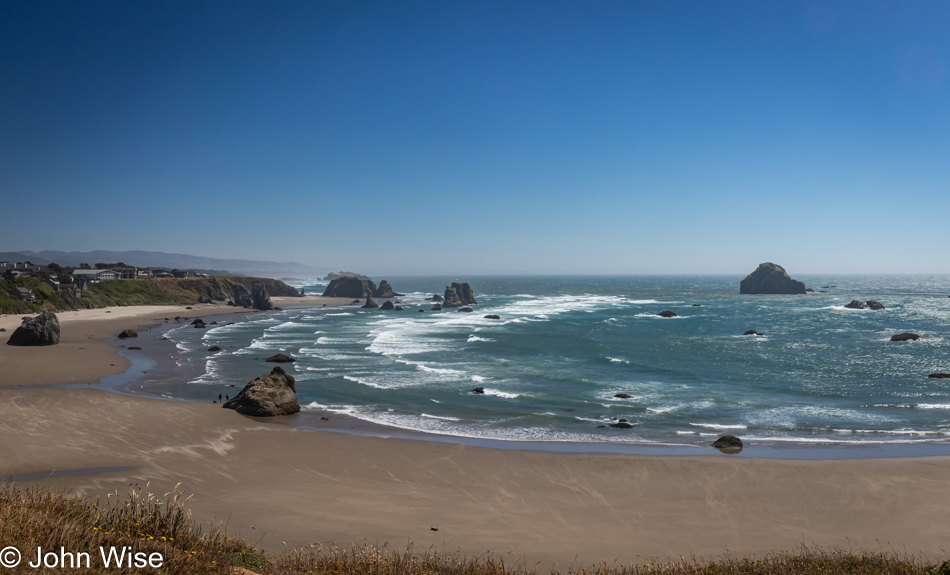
xmin=222 ymin=366 xmax=300 ymax=416
xmin=739 ymin=263 xmax=807 ymax=295
xmin=443 ymin=282 xmax=477 ymax=308
xmin=373 ymin=280 xmax=404 ymax=298
xmin=323 ymin=276 xmax=378 ymax=298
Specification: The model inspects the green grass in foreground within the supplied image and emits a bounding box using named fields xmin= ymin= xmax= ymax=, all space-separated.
xmin=0 ymin=483 xmax=945 ymax=575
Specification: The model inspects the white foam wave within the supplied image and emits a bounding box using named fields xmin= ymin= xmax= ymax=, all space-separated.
xmin=689 ymin=423 xmax=748 ymax=430
xmin=467 ymin=335 xmax=493 ymax=342
xmin=420 ymin=413 xmax=461 ymax=422
xmin=481 ymin=388 xmax=520 ymax=399
xmin=607 ymin=357 xmax=630 ymax=364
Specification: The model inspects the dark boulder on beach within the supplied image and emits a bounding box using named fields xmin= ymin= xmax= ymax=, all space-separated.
xmin=458 ymin=307 xmax=473 ymax=312
xmin=323 ymin=277 xmax=378 ymax=299
xmin=928 ymin=373 xmax=950 ymax=379
xmin=6 ymin=311 xmax=60 ymax=346
xmin=351 ymin=299 xmax=361 ymax=304
xmin=373 ymin=280 xmax=404 ymax=299
xmin=614 ymin=393 xmax=632 ymax=399
xmin=658 ymin=310 xmax=677 ymax=318
xmin=472 ymin=387 xmax=485 ymax=394
xmin=484 ymin=315 xmax=501 ymax=320
xmin=380 ymin=300 xmax=395 ymax=310
xmin=266 ymin=353 xmax=296 ymax=363
xmin=0 ymin=328 xmax=5 ymax=332
xmin=743 ymin=330 xmax=761 ymax=336
xmin=712 ymin=435 xmax=743 ymax=452
xmin=362 ymin=295 xmax=379 ymax=309
xmin=117 ymin=329 xmax=138 ymax=339
xmin=251 ymin=283 xmax=274 ymax=311
xmin=223 ymin=366 xmax=300 ymax=417
xmin=208 ymin=346 xmax=222 ymax=352
xmin=609 ymin=419 xmax=636 ymax=429
xmin=740 ymin=262 xmax=807 ymax=295
xmin=890 ymin=333 xmax=921 ymax=342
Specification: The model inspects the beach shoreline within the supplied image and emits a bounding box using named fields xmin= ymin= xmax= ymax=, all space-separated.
xmin=3 ymin=302 xmax=950 ymax=567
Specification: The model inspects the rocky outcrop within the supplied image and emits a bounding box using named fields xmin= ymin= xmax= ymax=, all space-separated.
xmin=712 ymin=435 xmax=743 ymax=452
xmin=362 ymin=295 xmax=379 ymax=309
xmin=380 ymin=300 xmax=395 ymax=310
xmin=222 ymin=366 xmax=299 ymax=416
xmin=323 ymin=277 xmax=378 ymax=298
xmin=198 ymin=295 xmax=213 ymax=304
xmin=890 ymin=333 xmax=921 ymax=342
xmin=266 ymin=353 xmax=295 ymax=363
xmin=743 ymin=330 xmax=761 ymax=336
xmin=231 ymin=284 xmax=253 ymax=307
xmin=431 ymin=294 xmax=444 ymax=302
xmin=458 ymin=307 xmax=473 ymax=312
xmin=845 ymin=299 xmax=886 ymax=310
xmin=431 ymin=304 xmax=442 ymax=311
xmin=472 ymin=387 xmax=485 ymax=394
xmin=373 ymin=280 xmax=404 ymax=298
xmin=657 ymin=310 xmax=677 ymax=318
xmin=614 ymin=393 xmax=632 ymax=399
xmin=324 ymin=271 xmax=371 ymax=281
xmin=442 ymin=282 xmax=476 ymax=308
xmin=484 ymin=315 xmax=501 ymax=320
xmin=739 ymin=263 xmax=807 ymax=295
xmin=252 ymin=283 xmax=273 ymax=311
xmin=117 ymin=329 xmax=138 ymax=339
xmin=6 ymin=311 xmax=60 ymax=346
xmin=609 ymin=419 xmax=636 ymax=429
xmin=394 ymin=305 xmax=404 ymax=311
xmin=928 ymin=373 xmax=950 ymax=379
xmin=208 ymin=346 xmax=222 ymax=352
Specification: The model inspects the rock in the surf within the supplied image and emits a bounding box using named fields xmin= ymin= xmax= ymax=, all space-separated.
xmin=373 ymin=280 xmax=404 ymax=298
xmin=443 ymin=282 xmax=477 ymax=308
xmin=484 ymin=315 xmax=501 ymax=320
xmin=712 ymin=435 xmax=743 ymax=449
xmin=739 ymin=262 xmax=807 ymax=295
xmin=117 ymin=329 xmax=138 ymax=339
xmin=362 ymin=295 xmax=379 ymax=309
xmin=472 ymin=387 xmax=485 ymax=394
xmin=6 ymin=311 xmax=60 ymax=346
xmin=323 ymin=276 xmax=378 ymax=299
xmin=251 ymin=283 xmax=274 ymax=311
xmin=380 ymin=300 xmax=395 ymax=310
xmin=743 ymin=330 xmax=761 ymax=336
xmin=223 ymin=366 xmax=299 ymax=417
xmin=266 ymin=353 xmax=296 ymax=363
xmin=657 ymin=310 xmax=677 ymax=318
xmin=927 ymin=373 xmax=950 ymax=379
xmin=609 ymin=419 xmax=636 ymax=429
xmin=890 ymin=333 xmax=920 ymax=342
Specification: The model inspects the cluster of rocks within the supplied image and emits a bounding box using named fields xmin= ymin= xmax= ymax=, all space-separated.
xmin=443 ymin=283 xmax=476 ymax=308
xmin=844 ymin=299 xmax=885 ymax=310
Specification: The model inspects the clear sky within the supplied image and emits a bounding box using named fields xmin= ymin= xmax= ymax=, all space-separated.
xmin=1 ymin=1 xmax=948 ymax=275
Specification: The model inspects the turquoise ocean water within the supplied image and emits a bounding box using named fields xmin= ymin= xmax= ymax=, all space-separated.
xmin=144 ymin=275 xmax=950 ymax=447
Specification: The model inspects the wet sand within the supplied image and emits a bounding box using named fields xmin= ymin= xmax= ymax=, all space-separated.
xmin=2 ymin=304 xmax=950 ymax=568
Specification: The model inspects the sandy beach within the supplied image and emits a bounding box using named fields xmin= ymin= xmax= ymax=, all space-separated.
xmin=2 ymin=304 xmax=950 ymax=568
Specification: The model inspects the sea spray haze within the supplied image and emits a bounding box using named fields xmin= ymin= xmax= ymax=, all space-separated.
xmin=144 ymin=275 xmax=950 ymax=446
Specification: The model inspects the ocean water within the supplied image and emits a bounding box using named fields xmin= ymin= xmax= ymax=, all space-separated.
xmin=145 ymin=275 xmax=950 ymax=446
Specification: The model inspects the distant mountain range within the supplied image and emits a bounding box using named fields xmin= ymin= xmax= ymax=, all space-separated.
xmin=0 ymin=250 xmax=318 ymax=275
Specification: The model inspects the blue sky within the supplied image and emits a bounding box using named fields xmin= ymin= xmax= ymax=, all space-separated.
xmin=1 ymin=1 xmax=948 ymax=274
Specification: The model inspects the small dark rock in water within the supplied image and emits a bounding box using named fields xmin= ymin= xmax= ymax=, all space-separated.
xmin=743 ymin=330 xmax=761 ymax=336
xmin=845 ymin=299 xmax=885 ymax=310
xmin=362 ymin=295 xmax=379 ymax=309
xmin=472 ymin=387 xmax=485 ymax=394
xmin=928 ymin=373 xmax=950 ymax=379
xmin=127 ymin=346 xmax=142 ymax=350
xmin=274 ymin=306 xmax=282 ymax=311
xmin=431 ymin=304 xmax=442 ymax=311
xmin=458 ymin=307 xmax=473 ymax=312
xmin=380 ymin=300 xmax=395 ymax=310
xmin=192 ymin=318 xmax=205 ymax=325
xmin=208 ymin=346 xmax=223 ymax=352
xmin=431 ymin=294 xmax=444 ymax=302
xmin=712 ymin=435 xmax=743 ymax=450
xmin=806 ymin=288 xmax=814 ymax=293
xmin=117 ymin=329 xmax=138 ymax=339
xmin=866 ymin=300 xmax=885 ymax=310
xmin=266 ymin=353 xmax=296 ymax=363
xmin=210 ymin=321 xmax=218 ymax=325
xmin=418 ymin=309 xmax=425 ymax=312
xmin=609 ymin=419 xmax=636 ymax=429
xmin=484 ymin=314 xmax=501 ymax=319
xmin=691 ymin=304 xmax=701 ymax=307
xmin=890 ymin=333 xmax=921 ymax=342
xmin=394 ymin=305 xmax=404 ymax=311
xmin=614 ymin=393 xmax=632 ymax=399
xmin=193 ymin=322 xmax=206 ymax=329
xmin=657 ymin=310 xmax=676 ymax=318
xmin=6 ymin=311 xmax=60 ymax=346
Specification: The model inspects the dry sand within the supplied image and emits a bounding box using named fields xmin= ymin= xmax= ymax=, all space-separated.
xmin=2 ymin=305 xmax=950 ymax=568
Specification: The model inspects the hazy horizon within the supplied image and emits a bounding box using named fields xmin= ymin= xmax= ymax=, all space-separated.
xmin=2 ymin=2 xmax=948 ymax=276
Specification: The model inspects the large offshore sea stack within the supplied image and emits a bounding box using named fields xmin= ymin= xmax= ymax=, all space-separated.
xmin=223 ymin=366 xmax=300 ymax=416
xmin=6 ymin=311 xmax=61 ymax=346
xmin=740 ymin=262 xmax=807 ymax=294
xmin=443 ymin=282 xmax=477 ymax=308
xmin=251 ymin=283 xmax=273 ymax=310
xmin=322 ymin=276 xmax=378 ymax=298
